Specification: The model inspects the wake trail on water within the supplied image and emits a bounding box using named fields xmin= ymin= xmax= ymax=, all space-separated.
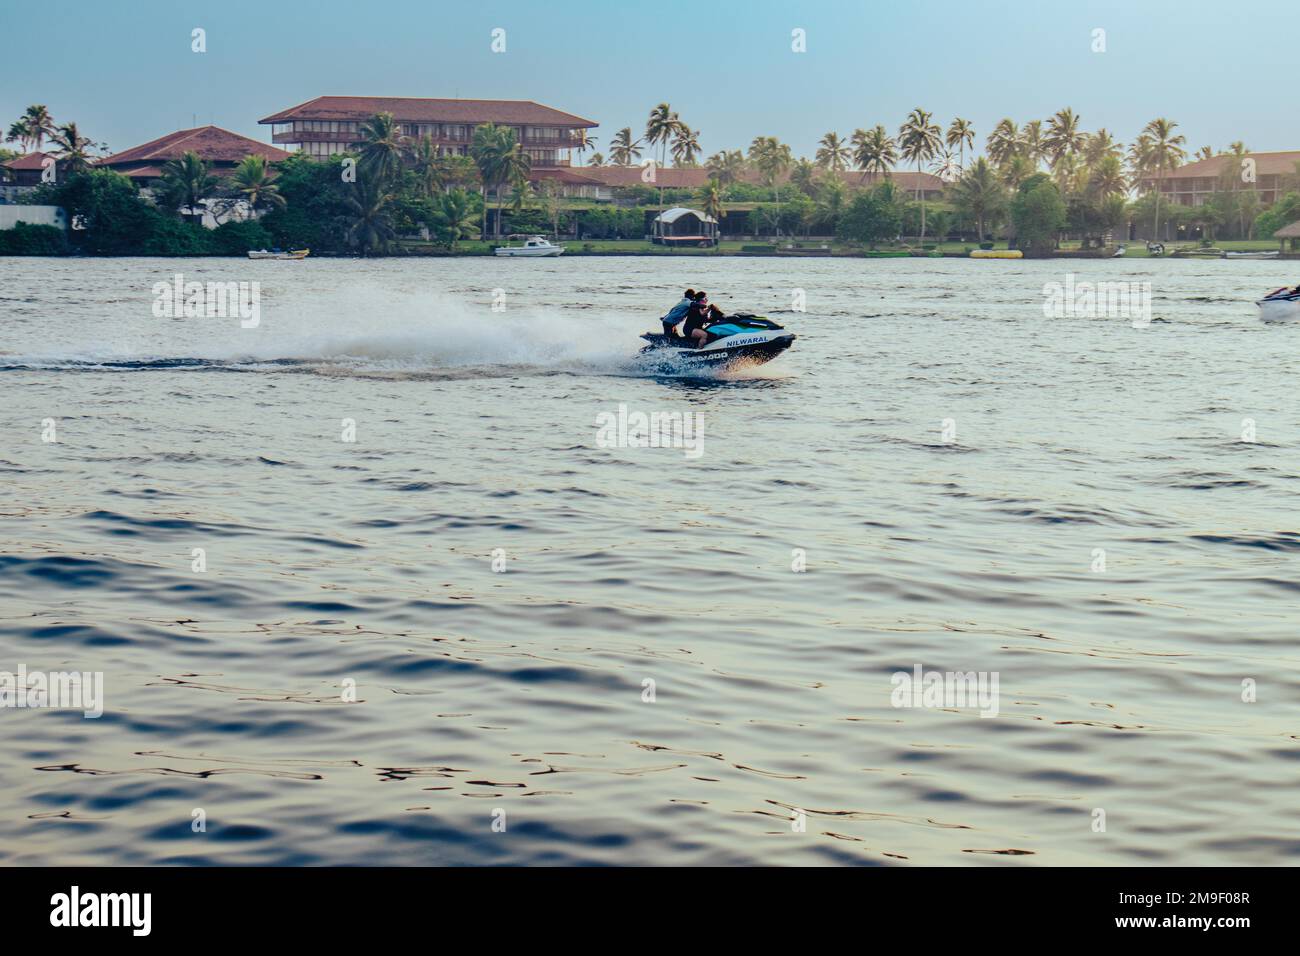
xmin=0 ymin=283 xmax=748 ymax=379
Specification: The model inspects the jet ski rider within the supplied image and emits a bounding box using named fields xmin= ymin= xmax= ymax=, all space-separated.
xmin=682 ymin=291 xmax=725 ymax=349
xmin=661 ymin=288 xmax=695 ymax=338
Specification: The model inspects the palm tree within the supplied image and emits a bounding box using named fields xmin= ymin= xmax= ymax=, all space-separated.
xmin=1020 ymin=120 xmax=1046 ymax=168
xmin=1044 ymin=108 xmax=1084 ymax=168
xmin=1051 ymin=150 xmax=1086 ymax=195
xmin=790 ymin=157 xmax=817 ymax=197
xmin=748 ymin=136 xmax=793 ymax=235
xmin=26 ymin=105 xmax=54 ymax=148
xmin=930 ymin=149 xmax=960 ymax=183
xmin=670 ymin=125 xmax=701 ymax=167
xmin=429 ymin=188 xmax=477 ymax=251
xmin=588 ymin=152 xmax=605 ymax=167
xmin=573 ymin=129 xmax=597 ymax=163
xmin=6 ymin=105 xmax=54 ymax=152
xmin=47 ymin=121 xmax=98 ymax=175
xmin=816 ymin=132 xmax=851 ymax=171
xmin=344 ymin=179 xmax=397 ymax=255
xmin=410 ymin=134 xmax=445 ymax=197
xmin=898 ymin=108 xmax=941 ymax=238
xmin=357 ymin=112 xmax=406 ymax=184
xmin=986 ymin=119 xmax=1020 ymax=168
xmin=852 ymin=125 xmax=897 ymax=182
xmin=608 ymin=127 xmax=642 ymax=166
xmin=815 ymin=173 xmax=847 ymax=232
xmin=470 ymin=123 xmax=510 ymax=238
xmin=226 ymin=154 xmax=285 ymax=218
xmin=645 ymin=103 xmax=682 ymax=208
xmin=950 ymin=157 xmax=1006 ymax=242
xmin=696 ymin=177 xmax=724 ymax=226
xmin=706 ymin=149 xmax=746 ymax=186
xmin=1194 ymin=145 xmax=1214 ymax=162
xmin=1135 ymin=117 xmax=1186 ymax=239
xmin=998 ymin=153 xmax=1034 ymax=192
xmin=12 ymin=104 xmax=54 ymax=152
xmin=494 ymin=132 xmax=531 ymax=238
xmin=946 ymin=118 xmax=975 ymax=173
xmin=1082 ymin=129 xmax=1122 ymax=167
xmin=6 ymin=118 xmax=37 ymax=152
xmin=1088 ymin=154 xmax=1127 ymax=200
xmin=156 ymin=150 xmax=220 ymax=224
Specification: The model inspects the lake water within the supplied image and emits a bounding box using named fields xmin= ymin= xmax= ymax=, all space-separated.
xmin=1 ymin=254 xmax=1297 ymax=865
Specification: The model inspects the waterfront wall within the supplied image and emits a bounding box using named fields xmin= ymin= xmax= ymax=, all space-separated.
xmin=0 ymin=205 xmax=67 ymax=230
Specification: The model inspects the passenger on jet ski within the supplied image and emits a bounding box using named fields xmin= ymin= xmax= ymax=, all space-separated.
xmin=661 ymin=288 xmax=695 ymax=338
xmin=682 ymin=291 xmax=726 ymax=349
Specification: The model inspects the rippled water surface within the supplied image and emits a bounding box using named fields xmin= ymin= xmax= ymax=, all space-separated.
xmin=2 ymin=255 xmax=1298 ymax=865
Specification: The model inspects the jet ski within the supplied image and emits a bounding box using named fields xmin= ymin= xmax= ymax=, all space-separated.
xmin=640 ymin=313 xmax=795 ymax=369
xmin=1257 ymin=286 xmax=1300 ymax=322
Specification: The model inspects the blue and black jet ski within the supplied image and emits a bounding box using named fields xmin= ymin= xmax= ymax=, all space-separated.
xmin=640 ymin=313 xmax=795 ymax=369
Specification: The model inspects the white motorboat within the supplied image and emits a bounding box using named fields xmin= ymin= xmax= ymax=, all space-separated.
xmin=1257 ymin=287 xmax=1300 ymax=321
xmin=494 ymin=235 xmax=564 ymax=257
xmin=1226 ymin=250 xmax=1279 ymax=260
xmin=248 ymin=248 xmax=309 ymax=260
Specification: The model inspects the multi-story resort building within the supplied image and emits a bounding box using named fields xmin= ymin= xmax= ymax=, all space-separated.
xmin=259 ymin=95 xmax=597 ymax=171
xmin=1138 ymin=150 xmax=1300 ymax=207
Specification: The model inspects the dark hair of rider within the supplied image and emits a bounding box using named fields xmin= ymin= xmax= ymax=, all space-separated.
xmin=684 ymin=288 xmax=695 ymax=298
xmin=694 ymin=291 xmax=707 ymax=300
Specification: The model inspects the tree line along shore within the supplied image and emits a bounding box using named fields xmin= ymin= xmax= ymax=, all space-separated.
xmin=3 ymin=102 xmax=1298 ymax=258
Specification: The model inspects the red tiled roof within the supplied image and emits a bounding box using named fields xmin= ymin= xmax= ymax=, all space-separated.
xmin=98 ymin=126 xmax=291 ymax=167
xmin=528 ymin=167 xmax=607 ymax=185
xmin=259 ymin=96 xmax=597 ymax=129
xmin=2 ymin=151 xmax=55 ymax=170
xmin=1148 ymin=150 xmax=1300 ymax=180
xmin=116 ymin=165 xmax=164 ymax=179
xmin=572 ymin=166 xmax=945 ymax=191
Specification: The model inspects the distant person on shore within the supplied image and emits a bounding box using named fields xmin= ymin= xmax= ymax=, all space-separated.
xmin=661 ymin=288 xmax=695 ymax=338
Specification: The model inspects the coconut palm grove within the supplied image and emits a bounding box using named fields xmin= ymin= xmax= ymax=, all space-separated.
xmin=4 ymin=99 xmax=1299 ymax=257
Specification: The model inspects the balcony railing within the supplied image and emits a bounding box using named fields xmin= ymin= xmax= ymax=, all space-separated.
xmin=272 ymin=130 xmax=358 ymax=145
xmin=273 ymin=126 xmax=586 ymax=148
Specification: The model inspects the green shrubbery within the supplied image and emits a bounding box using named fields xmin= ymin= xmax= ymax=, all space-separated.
xmin=0 ymin=221 xmax=69 ymax=255
xmin=16 ymin=167 xmax=287 ymax=256
xmin=210 ymin=219 xmax=273 ymax=255
xmin=1010 ymin=174 xmax=1067 ymax=257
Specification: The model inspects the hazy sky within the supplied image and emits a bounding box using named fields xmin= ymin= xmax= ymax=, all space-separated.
xmin=3 ymin=0 xmax=1295 ymax=161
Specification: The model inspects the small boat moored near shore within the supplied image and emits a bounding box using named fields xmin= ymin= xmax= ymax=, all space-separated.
xmin=248 ymin=248 xmax=309 ymax=260
xmin=970 ymin=248 xmax=1023 ymax=259
xmin=494 ymin=235 xmax=565 ymax=257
